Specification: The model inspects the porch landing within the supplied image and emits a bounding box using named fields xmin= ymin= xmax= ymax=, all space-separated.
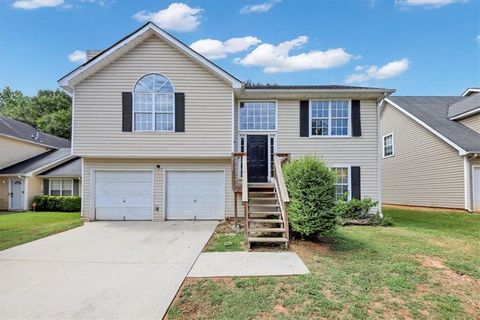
xmin=188 ymin=252 xmax=309 ymax=277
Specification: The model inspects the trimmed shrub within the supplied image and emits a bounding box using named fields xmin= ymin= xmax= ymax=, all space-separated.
xmin=283 ymin=156 xmax=337 ymax=238
xmin=334 ymin=196 xmax=378 ymax=220
xmin=32 ymin=195 xmax=81 ymax=212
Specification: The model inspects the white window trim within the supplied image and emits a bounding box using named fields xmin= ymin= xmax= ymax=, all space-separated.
xmin=132 ymin=73 xmax=176 ymax=133
xmin=382 ymin=132 xmax=395 ymax=158
xmin=49 ymin=179 xmax=74 ymax=196
xmin=309 ymin=99 xmax=352 ymax=138
xmin=238 ymin=100 xmax=278 ymax=132
xmin=331 ymin=164 xmax=352 ymax=201
xmin=238 ymin=133 xmax=277 ymax=180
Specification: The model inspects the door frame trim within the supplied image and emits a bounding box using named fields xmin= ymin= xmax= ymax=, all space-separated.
xmin=92 ymin=169 xmax=155 ymax=221
xmin=238 ymin=133 xmax=277 ymax=180
xmin=8 ymin=178 xmax=24 ymax=211
xmin=163 ymin=169 xmax=226 ymax=221
xmin=473 ymin=165 xmax=480 ymax=211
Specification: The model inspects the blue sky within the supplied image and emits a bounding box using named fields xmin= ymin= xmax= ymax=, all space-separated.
xmin=0 ymin=0 xmax=478 ymax=96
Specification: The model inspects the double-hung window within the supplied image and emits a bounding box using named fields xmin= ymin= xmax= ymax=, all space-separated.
xmin=310 ymin=100 xmax=350 ymax=137
xmin=133 ymin=74 xmax=174 ymax=132
xmin=383 ymin=133 xmax=394 ymax=158
xmin=239 ymin=101 xmax=276 ymax=131
xmin=332 ymin=167 xmax=350 ymax=200
xmin=50 ymin=179 xmax=73 ymax=196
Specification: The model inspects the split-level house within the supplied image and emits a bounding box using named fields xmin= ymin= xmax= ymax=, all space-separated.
xmin=58 ymin=23 xmax=394 ymax=246
xmin=0 ymin=116 xmax=81 ymax=211
xmin=381 ymin=88 xmax=480 ymax=212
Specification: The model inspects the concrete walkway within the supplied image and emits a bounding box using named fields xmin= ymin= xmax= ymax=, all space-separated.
xmin=0 ymin=221 xmax=217 ymax=320
xmin=188 ymin=252 xmax=309 ymax=277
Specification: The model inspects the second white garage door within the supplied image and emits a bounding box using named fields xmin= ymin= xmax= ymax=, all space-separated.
xmin=95 ymin=171 xmax=153 ymax=221
xmin=166 ymin=171 xmax=225 ymax=220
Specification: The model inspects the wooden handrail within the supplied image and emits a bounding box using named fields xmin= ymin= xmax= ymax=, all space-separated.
xmin=273 ymin=155 xmax=289 ymax=203
xmin=241 ymin=155 xmax=248 ymax=203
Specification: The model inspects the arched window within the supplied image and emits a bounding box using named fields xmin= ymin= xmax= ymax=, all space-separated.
xmin=133 ymin=73 xmax=174 ymax=131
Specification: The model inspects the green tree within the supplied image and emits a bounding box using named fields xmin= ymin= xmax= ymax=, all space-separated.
xmin=0 ymin=87 xmax=72 ymax=139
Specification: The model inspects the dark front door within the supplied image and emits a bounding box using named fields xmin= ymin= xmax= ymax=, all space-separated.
xmin=247 ymin=135 xmax=269 ymax=183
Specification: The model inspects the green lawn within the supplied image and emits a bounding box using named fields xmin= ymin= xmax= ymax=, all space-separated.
xmin=167 ymin=207 xmax=480 ymax=320
xmin=0 ymin=211 xmax=83 ymax=251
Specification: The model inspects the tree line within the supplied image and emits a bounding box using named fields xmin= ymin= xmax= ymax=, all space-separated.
xmin=0 ymin=87 xmax=72 ymax=140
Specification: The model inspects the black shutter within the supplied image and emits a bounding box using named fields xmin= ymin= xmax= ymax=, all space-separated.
xmin=122 ymin=92 xmax=133 ymax=132
xmin=175 ymin=92 xmax=185 ymax=132
xmin=300 ymin=100 xmax=309 ymax=137
xmin=351 ymin=100 xmax=361 ymax=137
xmin=43 ymin=179 xmax=49 ymax=195
xmin=351 ymin=166 xmax=361 ymax=200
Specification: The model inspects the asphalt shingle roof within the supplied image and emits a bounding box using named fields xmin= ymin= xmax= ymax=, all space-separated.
xmin=388 ymin=96 xmax=480 ymax=153
xmin=244 ymin=84 xmax=392 ymax=91
xmin=0 ymin=148 xmax=72 ymax=175
xmin=447 ymin=94 xmax=480 ymax=118
xmin=37 ymin=157 xmax=81 ymax=177
xmin=0 ymin=116 xmax=70 ymax=149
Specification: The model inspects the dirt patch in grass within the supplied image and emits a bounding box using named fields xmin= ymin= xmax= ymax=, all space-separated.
xmin=203 ymin=220 xmax=245 ymax=252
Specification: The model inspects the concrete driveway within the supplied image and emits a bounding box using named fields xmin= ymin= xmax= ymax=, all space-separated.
xmin=0 ymin=221 xmax=217 ymax=320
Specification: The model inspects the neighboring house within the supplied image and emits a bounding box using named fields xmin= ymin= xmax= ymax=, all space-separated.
xmin=381 ymin=89 xmax=480 ymax=212
xmin=0 ymin=116 xmax=81 ymax=211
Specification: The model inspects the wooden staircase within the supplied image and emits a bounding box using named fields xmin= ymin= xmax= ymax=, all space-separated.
xmin=247 ymin=183 xmax=288 ymax=247
xmin=232 ymin=152 xmax=290 ymax=249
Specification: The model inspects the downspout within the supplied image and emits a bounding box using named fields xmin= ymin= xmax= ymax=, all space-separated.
xmin=376 ymin=92 xmax=390 ymax=217
xmin=464 ymin=153 xmax=479 ymax=212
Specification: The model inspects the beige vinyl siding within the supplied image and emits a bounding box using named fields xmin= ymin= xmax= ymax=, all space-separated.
xmin=470 ymin=157 xmax=480 ymax=212
xmin=82 ymin=158 xmax=234 ymax=221
xmin=25 ymin=176 xmax=42 ymax=210
xmin=381 ymin=102 xmax=465 ymax=209
xmin=0 ymin=177 xmax=9 ymax=210
xmin=459 ymin=114 xmax=480 ymax=133
xmin=235 ymin=99 xmax=380 ymax=203
xmin=74 ymin=35 xmax=232 ymax=157
xmin=0 ymin=136 xmax=50 ymax=169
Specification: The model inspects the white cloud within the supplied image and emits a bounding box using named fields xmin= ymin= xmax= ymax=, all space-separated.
xmin=12 ymin=0 xmax=63 ymax=9
xmin=190 ymin=37 xmax=261 ymax=60
xmin=395 ymin=0 xmax=466 ymax=8
xmin=476 ymin=35 xmax=480 ymax=43
xmin=240 ymin=0 xmax=281 ymax=14
xmin=345 ymin=58 xmax=409 ymax=83
xmin=236 ymin=36 xmax=352 ymax=73
xmin=133 ymin=2 xmax=203 ymax=32
xmin=68 ymin=50 xmax=87 ymax=63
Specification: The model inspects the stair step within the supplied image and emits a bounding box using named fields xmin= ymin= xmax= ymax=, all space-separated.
xmin=249 ymin=204 xmax=278 ymax=207
xmin=249 ymin=219 xmax=283 ymax=223
xmin=248 ymin=237 xmax=288 ymax=243
xmin=249 ymin=191 xmax=276 ymax=195
xmin=249 ymin=211 xmax=282 ymax=216
xmin=249 ymin=183 xmax=274 ymax=187
xmin=248 ymin=228 xmax=285 ymax=233
xmin=249 ymin=197 xmax=278 ymax=201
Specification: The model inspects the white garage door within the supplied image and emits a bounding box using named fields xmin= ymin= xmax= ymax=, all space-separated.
xmin=166 ymin=171 xmax=225 ymax=220
xmin=95 ymin=171 xmax=153 ymax=221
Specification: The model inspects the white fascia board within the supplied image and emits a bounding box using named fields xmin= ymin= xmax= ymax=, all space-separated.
xmin=59 ymin=23 xmax=242 ymax=90
xmin=384 ymin=98 xmax=467 ymax=156
xmin=449 ymin=106 xmax=480 ymax=120
xmin=461 ymin=88 xmax=480 ymax=97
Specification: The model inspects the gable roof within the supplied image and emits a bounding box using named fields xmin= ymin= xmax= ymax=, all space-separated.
xmin=58 ymin=22 xmax=242 ymax=92
xmin=0 ymin=116 xmax=70 ymax=149
xmin=385 ymin=96 xmax=480 ymax=154
xmin=0 ymin=148 xmax=72 ymax=176
xmin=37 ymin=157 xmax=81 ymax=177
xmin=447 ymin=94 xmax=480 ymax=119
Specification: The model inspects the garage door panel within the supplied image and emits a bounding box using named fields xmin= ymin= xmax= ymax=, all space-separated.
xmin=95 ymin=171 xmax=153 ymax=221
xmin=166 ymin=171 xmax=224 ymax=220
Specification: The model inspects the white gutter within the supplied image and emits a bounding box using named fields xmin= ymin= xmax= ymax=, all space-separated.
xmin=449 ymin=106 xmax=480 ymax=120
